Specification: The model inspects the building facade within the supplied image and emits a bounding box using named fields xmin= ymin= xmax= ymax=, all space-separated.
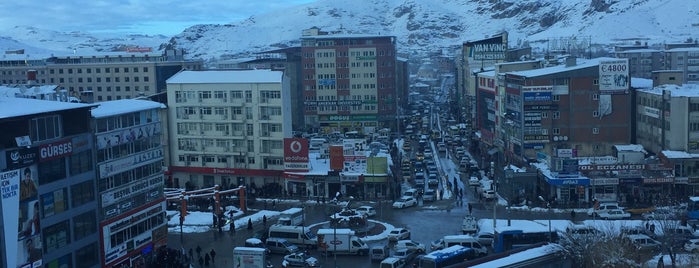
xmin=91 ymin=99 xmax=167 ymax=268
xmin=166 ymin=70 xmax=292 ymax=196
xmin=665 ymin=47 xmax=699 ymax=84
xmin=614 ymin=49 xmax=663 ymax=79
xmin=0 ymin=98 xmax=99 ymax=268
xmin=0 ymin=50 xmax=203 ymax=103
xmin=300 ymin=28 xmax=399 ymax=134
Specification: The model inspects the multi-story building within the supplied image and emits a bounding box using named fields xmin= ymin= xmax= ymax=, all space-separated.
xmin=166 ymin=70 xmax=292 ymax=194
xmin=614 ymin=49 xmax=663 ymax=79
xmin=0 ymin=98 xmax=99 ymax=268
xmin=0 ymin=50 xmax=203 ymax=103
xmin=300 ymin=27 xmax=399 ymax=133
xmin=636 ymin=84 xmax=699 ymax=154
xmin=665 ymin=47 xmax=699 ymax=84
xmin=503 ymin=57 xmax=634 ymax=204
xmin=91 ymin=99 xmax=167 ymax=268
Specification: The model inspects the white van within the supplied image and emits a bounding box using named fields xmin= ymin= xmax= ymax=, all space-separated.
xmin=442 ymin=235 xmax=488 ymax=256
xmin=380 ymin=257 xmax=406 ymax=268
xmin=403 ymin=189 xmax=419 ymax=198
xmin=268 ymin=224 xmax=317 ymax=248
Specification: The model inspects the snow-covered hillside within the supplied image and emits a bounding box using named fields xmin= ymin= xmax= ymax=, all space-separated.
xmin=0 ymin=0 xmax=696 ymax=61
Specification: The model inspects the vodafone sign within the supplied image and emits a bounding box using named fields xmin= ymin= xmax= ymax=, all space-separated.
xmin=284 ymin=138 xmax=309 ymax=171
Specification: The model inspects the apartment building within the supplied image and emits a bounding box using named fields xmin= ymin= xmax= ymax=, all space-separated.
xmin=91 ymin=99 xmax=167 ymax=268
xmin=300 ymin=27 xmax=399 ymax=134
xmin=166 ymin=70 xmax=291 ymax=192
xmin=665 ymin=47 xmax=699 ymax=84
xmin=0 ymin=50 xmax=203 ymax=103
xmin=614 ymin=48 xmax=663 ymax=79
xmin=0 ymin=98 xmax=99 ymax=268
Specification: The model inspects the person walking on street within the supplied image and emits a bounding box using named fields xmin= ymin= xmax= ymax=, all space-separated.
xmin=468 ymin=203 xmax=473 ymax=214
xmin=198 ymin=256 xmax=204 ymax=267
xmin=196 ymin=245 xmax=202 ymax=258
xmin=210 ymin=249 xmax=216 ymax=263
xmin=571 ymin=210 xmax=576 ymax=222
xmin=204 ymin=252 xmax=210 ymax=266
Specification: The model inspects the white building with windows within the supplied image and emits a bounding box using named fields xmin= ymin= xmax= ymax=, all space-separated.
xmin=166 ymin=70 xmax=292 ymax=192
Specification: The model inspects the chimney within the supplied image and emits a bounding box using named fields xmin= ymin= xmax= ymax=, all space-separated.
xmin=565 ymin=56 xmax=576 ymax=67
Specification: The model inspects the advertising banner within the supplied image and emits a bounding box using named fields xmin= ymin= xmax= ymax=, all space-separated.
xmin=329 ymin=145 xmax=344 ymax=171
xmin=465 ymin=34 xmax=508 ymax=61
xmin=283 ymin=138 xmax=309 ymax=172
xmin=5 ymin=147 xmax=38 ymax=170
xmin=599 ymin=59 xmax=629 ymax=93
xmin=2 ymin=169 xmax=20 ymax=268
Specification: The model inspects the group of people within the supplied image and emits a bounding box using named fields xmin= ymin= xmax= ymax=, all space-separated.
xmin=189 ymin=245 xmax=217 ymax=267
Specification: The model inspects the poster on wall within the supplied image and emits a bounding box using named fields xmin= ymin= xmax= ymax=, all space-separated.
xmin=1 ymin=169 xmax=20 ymax=268
xmin=16 ymin=165 xmax=43 ymax=268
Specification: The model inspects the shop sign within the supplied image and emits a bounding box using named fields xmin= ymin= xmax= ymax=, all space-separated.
xmin=643 ymin=177 xmax=673 ymax=184
xmin=591 ymin=178 xmax=619 ymax=185
xmin=547 ymin=178 xmax=590 ymax=186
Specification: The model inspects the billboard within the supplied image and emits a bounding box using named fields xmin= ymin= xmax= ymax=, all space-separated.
xmin=465 ymin=33 xmax=508 ymax=61
xmin=599 ymin=59 xmax=629 ymax=93
xmin=329 ymin=145 xmax=344 ymax=171
xmin=343 ymin=139 xmax=367 ymax=173
xmin=522 ymin=86 xmax=553 ymax=102
xmin=283 ymin=138 xmax=309 ymax=172
xmin=2 ymin=167 xmax=43 ymax=268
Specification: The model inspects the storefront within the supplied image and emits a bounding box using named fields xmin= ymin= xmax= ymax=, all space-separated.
xmin=589 ymin=177 xmax=619 ymax=204
xmin=542 ymin=175 xmax=590 ymax=208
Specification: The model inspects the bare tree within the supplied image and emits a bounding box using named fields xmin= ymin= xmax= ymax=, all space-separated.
xmin=559 ymin=222 xmax=641 ymax=267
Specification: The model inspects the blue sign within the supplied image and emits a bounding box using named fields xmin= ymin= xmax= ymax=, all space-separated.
xmin=546 ymin=178 xmax=590 ymax=186
xmin=523 ymin=91 xmax=552 ymax=102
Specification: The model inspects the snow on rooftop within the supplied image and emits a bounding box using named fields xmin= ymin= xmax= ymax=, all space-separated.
xmin=666 ymin=47 xmax=699 ymax=52
xmin=662 ymin=150 xmax=699 ymax=159
xmin=470 ymin=243 xmax=564 ymax=268
xmin=166 ymin=70 xmax=283 ymax=84
xmin=616 ymin=48 xmax=662 ymax=53
xmin=636 ymin=83 xmax=699 ymax=97
xmin=91 ymin=99 xmax=165 ymax=118
xmin=631 ymin=77 xmax=653 ymax=89
xmin=509 ymin=57 xmax=617 ymax=78
xmin=0 ymin=97 xmax=92 ymax=119
xmin=614 ymin=144 xmax=647 ymax=153
xmin=0 ymin=85 xmax=59 ymax=98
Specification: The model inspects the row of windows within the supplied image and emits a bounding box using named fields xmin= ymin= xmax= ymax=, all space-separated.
xmin=174 ymin=90 xmax=277 ymax=103
xmin=96 ymin=111 xmax=157 ymax=133
xmin=303 ymin=49 xmax=392 ymax=58
xmin=97 ymin=136 xmax=161 ymax=163
xmin=109 ymin=212 xmax=164 ymax=248
xmin=49 ymin=66 xmax=149 ymax=74
xmin=98 ymin=161 xmax=163 ymax=192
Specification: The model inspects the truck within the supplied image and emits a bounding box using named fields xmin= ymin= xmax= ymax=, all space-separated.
xmin=316 ymin=228 xmax=369 ymax=255
xmin=277 ymin=207 xmax=304 ymax=226
xmin=233 ymin=247 xmax=270 ymax=268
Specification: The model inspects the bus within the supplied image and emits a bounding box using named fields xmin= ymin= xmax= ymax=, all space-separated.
xmin=493 ymin=230 xmax=558 ymax=253
xmin=687 ymin=196 xmax=699 ymax=221
xmin=418 ymin=245 xmax=475 ymax=268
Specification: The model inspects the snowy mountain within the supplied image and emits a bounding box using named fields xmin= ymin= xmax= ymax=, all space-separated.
xmin=1 ymin=0 xmax=697 ymax=61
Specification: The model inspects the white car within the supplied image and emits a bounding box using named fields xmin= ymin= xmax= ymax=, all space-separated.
xmin=598 ymin=209 xmax=631 ymax=220
xmin=685 ymin=239 xmax=699 ymax=252
xmin=355 ymin=206 xmax=377 ymax=217
xmin=475 ymin=232 xmax=494 ymax=246
xmin=388 ymin=228 xmax=411 ymax=241
xmin=393 ymin=197 xmax=417 ymax=208
xmin=482 ymin=190 xmax=496 ymax=200
xmin=283 ymin=253 xmax=319 ymax=267
xmin=395 ymin=240 xmax=426 ymax=253
xmin=468 ymin=177 xmax=480 ymax=186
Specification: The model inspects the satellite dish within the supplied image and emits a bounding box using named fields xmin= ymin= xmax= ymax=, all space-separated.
xmin=553 ymin=136 xmax=559 ymax=141
xmin=563 ymin=136 xmax=569 ymax=141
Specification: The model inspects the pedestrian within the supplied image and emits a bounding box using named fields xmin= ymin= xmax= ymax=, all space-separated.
xmin=272 ymin=200 xmax=276 ymax=208
xmin=650 ymin=223 xmax=656 ymax=234
xmin=645 ymin=221 xmax=650 ymax=230
xmin=189 ymin=248 xmax=193 ymax=260
xmin=210 ymin=249 xmax=216 ymax=263
xmin=570 ymin=210 xmax=576 ymax=221
xmin=263 ymin=215 xmax=267 ymax=225
xmin=196 ymin=245 xmax=202 ymax=257
xmin=204 ymin=252 xmax=210 ymax=266
xmin=230 ymin=221 xmax=236 ymax=233
xmin=247 ymin=218 xmax=253 ymax=230
xmin=468 ymin=203 xmax=473 ymax=214
xmin=198 ymin=256 xmax=204 ymax=267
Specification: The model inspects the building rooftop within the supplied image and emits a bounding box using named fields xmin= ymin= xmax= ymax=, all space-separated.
xmin=662 ymin=150 xmax=699 ymax=159
xmin=509 ymin=57 xmax=617 ymax=78
xmin=615 ymin=49 xmax=662 ymax=53
xmin=91 ymin=99 xmax=166 ymax=118
xmin=636 ymin=83 xmax=699 ymax=97
xmin=0 ymin=97 xmax=92 ymax=119
xmin=166 ymin=70 xmax=283 ymax=84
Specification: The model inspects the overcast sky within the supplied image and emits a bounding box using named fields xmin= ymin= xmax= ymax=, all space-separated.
xmin=0 ymin=0 xmax=316 ymax=36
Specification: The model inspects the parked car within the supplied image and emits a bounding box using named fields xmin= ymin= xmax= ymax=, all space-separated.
xmin=587 ymin=202 xmax=622 ymax=217
xmin=685 ymin=239 xmax=699 ymax=252
xmin=395 ymin=240 xmax=426 ymax=253
xmin=283 ymin=252 xmax=319 ymax=267
xmin=392 ymin=247 xmax=418 ymax=263
xmin=468 ymin=177 xmax=480 ymax=186
xmin=627 ymin=234 xmax=661 ymax=251
xmin=430 ymin=238 xmax=444 ymax=251
xmin=598 ymin=209 xmax=631 ymax=220
xmin=481 ymin=190 xmax=496 ymax=200
xmin=355 ymin=206 xmax=377 ymax=217
xmin=392 ymin=197 xmax=417 ymax=209
xmin=388 ymin=228 xmax=411 ymax=241
xmin=423 ymin=189 xmax=437 ymax=202
xmin=475 ymin=232 xmax=494 ymax=246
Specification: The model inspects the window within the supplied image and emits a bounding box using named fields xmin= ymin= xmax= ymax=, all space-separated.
xmin=73 ymin=210 xmax=97 ymax=240
xmin=30 ymin=115 xmax=62 ymax=142
xmin=75 ymin=242 xmax=99 ymax=268
xmin=553 ymin=111 xmax=560 ymax=119
xmin=44 ymin=220 xmax=71 ymax=254
xmin=553 ymin=128 xmax=560 ymax=135
xmin=71 ymin=180 xmax=95 ymax=208
xmin=593 ymin=111 xmax=599 ymax=117
xmin=41 ymin=188 xmax=68 ymax=217
xmin=553 ymin=95 xmax=560 ymax=101
xmin=70 ymin=151 xmax=93 ymax=175
xmin=593 ymin=128 xmax=600 ymax=134
xmin=592 ymin=94 xmax=599 ymax=100
xmin=38 ymin=158 xmax=66 ymax=184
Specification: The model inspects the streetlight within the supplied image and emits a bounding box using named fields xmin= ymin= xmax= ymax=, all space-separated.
xmin=538 ymin=196 xmax=552 ymax=242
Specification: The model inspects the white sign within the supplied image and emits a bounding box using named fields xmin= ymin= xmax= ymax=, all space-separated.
xmin=99 ymin=148 xmax=163 ymax=177
xmin=557 ymin=149 xmax=573 ymax=158
xmin=599 ymin=59 xmax=629 ymax=92
xmin=101 ymin=176 xmax=163 ymax=206
xmin=1 ymin=169 xmax=20 ymax=268
xmin=643 ymin=106 xmax=660 ymax=119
